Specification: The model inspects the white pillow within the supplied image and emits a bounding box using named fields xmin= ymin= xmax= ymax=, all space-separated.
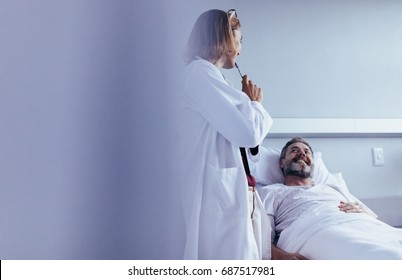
xmin=248 ymin=145 xmax=331 ymax=185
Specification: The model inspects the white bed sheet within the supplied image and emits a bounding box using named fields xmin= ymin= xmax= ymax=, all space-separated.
xmin=259 ymin=173 xmax=402 ymax=260
xmin=277 ymin=203 xmax=402 ymax=260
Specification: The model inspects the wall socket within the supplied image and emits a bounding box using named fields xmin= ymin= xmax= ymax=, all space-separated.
xmin=372 ymin=147 xmax=384 ymax=166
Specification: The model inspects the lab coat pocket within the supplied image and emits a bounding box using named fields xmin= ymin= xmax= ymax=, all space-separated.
xmin=202 ymin=163 xmax=246 ymax=214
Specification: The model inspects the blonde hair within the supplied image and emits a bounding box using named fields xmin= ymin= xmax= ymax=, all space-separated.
xmin=184 ymin=9 xmax=241 ymax=65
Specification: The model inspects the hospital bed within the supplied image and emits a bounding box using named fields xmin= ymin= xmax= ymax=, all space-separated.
xmin=249 ymin=146 xmax=402 ymax=260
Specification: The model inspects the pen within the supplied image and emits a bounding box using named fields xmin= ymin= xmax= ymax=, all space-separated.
xmin=235 ymin=62 xmax=243 ymax=78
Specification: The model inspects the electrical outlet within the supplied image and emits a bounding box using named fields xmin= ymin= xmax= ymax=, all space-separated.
xmin=372 ymin=147 xmax=384 ymax=166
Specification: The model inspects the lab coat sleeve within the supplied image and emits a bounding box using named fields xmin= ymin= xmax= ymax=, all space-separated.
xmin=184 ymin=62 xmax=272 ymax=147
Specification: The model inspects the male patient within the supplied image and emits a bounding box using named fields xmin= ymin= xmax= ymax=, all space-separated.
xmin=259 ymin=137 xmax=402 ymax=260
xmin=268 ymin=137 xmax=363 ymax=259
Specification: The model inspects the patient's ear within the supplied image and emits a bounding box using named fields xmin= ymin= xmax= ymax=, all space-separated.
xmin=279 ymin=159 xmax=285 ymax=169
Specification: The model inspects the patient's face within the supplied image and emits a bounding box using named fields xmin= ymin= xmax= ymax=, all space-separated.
xmin=281 ymin=142 xmax=314 ymax=178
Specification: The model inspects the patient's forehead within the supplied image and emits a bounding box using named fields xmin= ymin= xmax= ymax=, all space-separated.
xmin=287 ymin=142 xmax=312 ymax=153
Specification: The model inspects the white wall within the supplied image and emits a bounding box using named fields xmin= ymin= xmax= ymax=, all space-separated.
xmin=220 ymin=0 xmax=402 ymax=119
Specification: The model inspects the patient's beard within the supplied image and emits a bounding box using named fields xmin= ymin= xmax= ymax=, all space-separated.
xmin=283 ymin=160 xmax=314 ymax=179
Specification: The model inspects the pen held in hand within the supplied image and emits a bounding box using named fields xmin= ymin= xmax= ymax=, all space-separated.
xmin=235 ymin=62 xmax=243 ymax=78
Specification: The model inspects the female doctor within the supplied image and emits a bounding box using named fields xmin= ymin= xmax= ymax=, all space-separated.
xmin=178 ymin=9 xmax=273 ymax=259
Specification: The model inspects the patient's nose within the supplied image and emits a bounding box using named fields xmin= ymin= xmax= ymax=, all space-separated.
xmin=298 ymin=150 xmax=306 ymax=158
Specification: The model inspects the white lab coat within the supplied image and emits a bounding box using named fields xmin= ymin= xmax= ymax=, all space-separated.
xmin=178 ymin=58 xmax=273 ymax=259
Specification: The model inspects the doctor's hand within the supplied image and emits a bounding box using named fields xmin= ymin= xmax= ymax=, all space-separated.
xmin=338 ymin=201 xmax=363 ymax=213
xmin=241 ymin=75 xmax=263 ymax=103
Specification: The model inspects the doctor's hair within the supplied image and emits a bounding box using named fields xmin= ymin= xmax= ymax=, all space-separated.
xmin=279 ymin=137 xmax=314 ymax=162
xmin=184 ymin=9 xmax=241 ymax=65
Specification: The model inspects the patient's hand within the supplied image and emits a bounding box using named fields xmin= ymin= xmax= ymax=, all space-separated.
xmin=338 ymin=201 xmax=364 ymax=213
xmin=271 ymin=244 xmax=307 ymax=260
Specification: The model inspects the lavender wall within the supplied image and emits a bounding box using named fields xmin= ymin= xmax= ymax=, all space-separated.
xmin=0 ymin=0 xmax=184 ymax=259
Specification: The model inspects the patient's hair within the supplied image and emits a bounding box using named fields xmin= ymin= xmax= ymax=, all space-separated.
xmin=279 ymin=137 xmax=314 ymax=161
xmin=184 ymin=9 xmax=240 ymax=65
